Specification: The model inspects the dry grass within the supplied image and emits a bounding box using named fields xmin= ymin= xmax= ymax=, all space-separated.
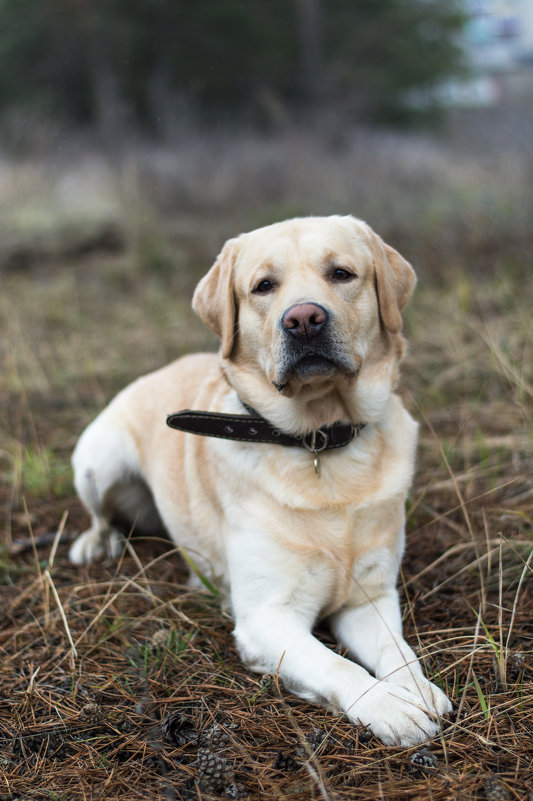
xmin=1 ymin=119 xmax=532 ymax=800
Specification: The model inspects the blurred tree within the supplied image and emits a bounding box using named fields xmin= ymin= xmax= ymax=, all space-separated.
xmin=295 ymin=0 xmax=325 ymax=105
xmin=145 ymin=0 xmax=177 ymax=138
xmin=0 ymin=0 xmax=465 ymax=135
xmin=325 ymin=0 xmax=466 ymax=122
xmin=0 ymin=0 xmax=92 ymax=122
xmin=72 ymin=0 xmax=126 ymax=141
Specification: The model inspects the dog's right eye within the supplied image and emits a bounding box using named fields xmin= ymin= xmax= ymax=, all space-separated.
xmin=330 ymin=268 xmax=356 ymax=282
xmin=252 ymin=279 xmax=276 ymax=294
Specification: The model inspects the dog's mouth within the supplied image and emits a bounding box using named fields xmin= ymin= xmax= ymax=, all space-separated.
xmin=292 ymin=355 xmax=337 ymax=381
xmin=273 ymin=349 xmax=358 ymax=391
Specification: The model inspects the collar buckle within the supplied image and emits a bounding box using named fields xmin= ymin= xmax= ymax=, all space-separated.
xmin=301 ymin=429 xmax=329 ymax=454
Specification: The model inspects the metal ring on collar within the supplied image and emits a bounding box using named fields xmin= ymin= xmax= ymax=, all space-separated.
xmin=301 ymin=429 xmax=329 ymax=453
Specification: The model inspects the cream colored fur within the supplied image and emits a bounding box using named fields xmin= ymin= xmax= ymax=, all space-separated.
xmin=70 ymin=215 xmax=451 ymax=745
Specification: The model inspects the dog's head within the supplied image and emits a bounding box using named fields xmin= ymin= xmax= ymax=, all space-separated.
xmin=193 ymin=216 xmax=415 ymax=430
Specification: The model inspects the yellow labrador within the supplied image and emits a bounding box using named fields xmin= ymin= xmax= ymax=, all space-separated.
xmin=70 ymin=215 xmax=451 ymax=745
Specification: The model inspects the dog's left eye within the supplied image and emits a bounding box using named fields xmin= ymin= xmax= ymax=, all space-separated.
xmin=252 ymin=279 xmax=276 ymax=294
xmin=330 ymin=268 xmax=356 ymax=282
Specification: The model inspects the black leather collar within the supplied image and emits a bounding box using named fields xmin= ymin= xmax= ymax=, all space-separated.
xmin=166 ymin=405 xmax=364 ymax=453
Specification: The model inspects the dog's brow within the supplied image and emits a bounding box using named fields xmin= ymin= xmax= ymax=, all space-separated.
xmin=250 ymin=260 xmax=278 ymax=279
xmin=321 ymin=250 xmax=359 ymax=268
xmin=321 ymin=249 xmax=341 ymax=262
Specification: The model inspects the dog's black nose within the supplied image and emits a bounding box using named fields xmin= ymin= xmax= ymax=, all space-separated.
xmin=282 ymin=303 xmax=328 ymax=339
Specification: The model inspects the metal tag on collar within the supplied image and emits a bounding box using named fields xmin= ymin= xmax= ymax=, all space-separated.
xmin=302 ymin=429 xmax=329 ymax=476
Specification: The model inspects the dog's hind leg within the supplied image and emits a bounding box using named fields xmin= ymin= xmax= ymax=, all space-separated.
xmin=69 ymin=411 xmax=152 ymax=565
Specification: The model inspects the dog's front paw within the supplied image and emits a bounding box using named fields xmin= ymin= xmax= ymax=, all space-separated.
xmin=385 ymin=671 xmax=452 ymax=721
xmin=346 ymin=681 xmax=444 ymax=747
xmin=69 ymin=526 xmax=124 ymax=565
xmin=409 ymin=676 xmax=452 ymax=719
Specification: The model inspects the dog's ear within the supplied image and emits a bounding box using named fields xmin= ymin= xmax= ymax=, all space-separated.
xmin=368 ymin=231 xmax=416 ymax=334
xmin=192 ymin=238 xmax=239 ymax=359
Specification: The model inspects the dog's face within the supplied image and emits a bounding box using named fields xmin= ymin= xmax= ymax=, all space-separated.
xmin=233 ymin=217 xmax=376 ymax=393
xmin=193 ymin=216 xmax=415 ymax=426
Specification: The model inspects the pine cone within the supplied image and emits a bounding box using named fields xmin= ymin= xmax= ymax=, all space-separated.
xmin=151 ymin=628 xmax=172 ymax=649
xmin=199 ymin=722 xmax=237 ymax=749
xmin=306 ymin=728 xmax=326 ymax=751
xmin=356 ymin=726 xmax=373 ymax=743
xmin=409 ymin=747 xmax=439 ymax=770
xmin=118 ymin=717 xmax=136 ymax=734
xmin=224 ymin=783 xmax=245 ymax=799
xmin=484 ymin=776 xmax=511 ymax=801
xmin=161 ymin=711 xmax=198 ymax=746
xmin=79 ymin=702 xmax=104 ymax=723
xmin=273 ymin=750 xmax=300 ymax=771
xmin=197 ymin=747 xmax=234 ymax=793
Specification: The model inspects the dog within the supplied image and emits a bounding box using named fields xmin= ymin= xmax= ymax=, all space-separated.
xmin=70 ymin=215 xmax=452 ymax=746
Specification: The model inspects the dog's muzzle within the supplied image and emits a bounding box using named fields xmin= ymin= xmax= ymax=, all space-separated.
xmin=275 ymin=302 xmax=355 ymax=387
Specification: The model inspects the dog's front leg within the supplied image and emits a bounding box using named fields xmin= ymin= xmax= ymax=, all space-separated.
xmin=227 ymin=539 xmax=445 ymax=746
xmin=329 ymin=589 xmax=452 ymax=727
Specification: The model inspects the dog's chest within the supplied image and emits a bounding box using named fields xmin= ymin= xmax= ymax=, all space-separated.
xmin=294 ymin=504 xmax=402 ymax=616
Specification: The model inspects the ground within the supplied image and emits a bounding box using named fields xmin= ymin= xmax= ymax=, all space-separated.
xmin=0 ymin=120 xmax=532 ymax=800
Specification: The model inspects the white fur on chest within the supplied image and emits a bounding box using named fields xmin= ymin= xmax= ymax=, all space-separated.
xmin=213 ymin=392 xmax=417 ymax=510
xmin=204 ymin=393 xmax=416 ymax=617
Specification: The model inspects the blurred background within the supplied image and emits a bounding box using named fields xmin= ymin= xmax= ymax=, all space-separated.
xmin=0 ymin=0 xmax=532 ymax=282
